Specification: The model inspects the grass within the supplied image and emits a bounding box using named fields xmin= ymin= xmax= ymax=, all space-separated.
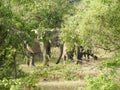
xmin=19 ymin=57 xmax=103 ymax=90
xmin=18 ymin=50 xmax=119 ymax=90
xmin=37 ymin=80 xmax=85 ymax=90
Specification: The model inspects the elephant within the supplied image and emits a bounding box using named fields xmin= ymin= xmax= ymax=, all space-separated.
xmin=76 ymin=46 xmax=98 ymax=64
xmin=26 ymin=29 xmax=63 ymax=66
xmin=76 ymin=46 xmax=83 ymax=64
xmin=63 ymin=46 xmax=75 ymax=61
xmin=62 ymin=45 xmax=98 ymax=64
xmin=26 ymin=39 xmax=43 ymax=66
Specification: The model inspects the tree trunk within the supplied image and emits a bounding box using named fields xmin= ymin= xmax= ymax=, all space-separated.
xmin=43 ymin=41 xmax=51 ymax=66
xmin=13 ymin=52 xmax=17 ymax=79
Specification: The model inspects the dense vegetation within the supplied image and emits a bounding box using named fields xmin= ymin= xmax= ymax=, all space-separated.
xmin=0 ymin=0 xmax=120 ymax=90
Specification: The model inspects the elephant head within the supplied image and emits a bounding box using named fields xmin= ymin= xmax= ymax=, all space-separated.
xmin=43 ymin=29 xmax=63 ymax=65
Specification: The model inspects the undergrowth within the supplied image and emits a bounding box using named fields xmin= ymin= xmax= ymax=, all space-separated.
xmin=78 ymin=53 xmax=120 ymax=90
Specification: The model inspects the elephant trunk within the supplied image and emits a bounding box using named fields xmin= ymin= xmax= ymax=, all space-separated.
xmin=56 ymin=44 xmax=63 ymax=64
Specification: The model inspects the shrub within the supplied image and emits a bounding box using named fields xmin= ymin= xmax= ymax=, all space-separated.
xmin=78 ymin=53 xmax=120 ymax=90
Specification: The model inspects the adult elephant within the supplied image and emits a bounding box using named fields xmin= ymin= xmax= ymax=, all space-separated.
xmin=26 ymin=29 xmax=63 ymax=66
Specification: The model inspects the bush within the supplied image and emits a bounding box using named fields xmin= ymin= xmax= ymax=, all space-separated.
xmin=0 ymin=73 xmax=39 ymax=90
xmin=78 ymin=73 xmax=120 ymax=90
xmin=78 ymin=53 xmax=120 ymax=90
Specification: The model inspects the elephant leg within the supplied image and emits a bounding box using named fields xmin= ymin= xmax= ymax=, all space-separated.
xmin=93 ymin=55 xmax=98 ymax=60
xmin=43 ymin=41 xmax=51 ymax=66
xmin=31 ymin=53 xmax=35 ymax=66
xmin=44 ymin=55 xmax=49 ymax=66
xmin=27 ymin=60 xmax=30 ymax=66
xmin=86 ymin=54 xmax=90 ymax=61
xmin=67 ymin=51 xmax=74 ymax=61
xmin=76 ymin=53 xmax=83 ymax=64
xmin=24 ymin=55 xmax=30 ymax=66
xmin=64 ymin=55 xmax=67 ymax=60
xmin=56 ymin=44 xmax=63 ymax=64
xmin=76 ymin=46 xmax=83 ymax=64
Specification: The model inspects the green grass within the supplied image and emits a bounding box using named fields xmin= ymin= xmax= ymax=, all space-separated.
xmin=18 ymin=52 xmax=120 ymax=90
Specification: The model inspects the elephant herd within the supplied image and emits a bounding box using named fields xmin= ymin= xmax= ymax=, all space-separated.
xmin=25 ymin=29 xmax=98 ymax=66
xmin=65 ymin=45 xmax=98 ymax=64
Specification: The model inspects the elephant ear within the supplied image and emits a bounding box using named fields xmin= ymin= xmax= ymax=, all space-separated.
xmin=50 ymin=29 xmax=60 ymax=46
xmin=27 ymin=39 xmax=42 ymax=54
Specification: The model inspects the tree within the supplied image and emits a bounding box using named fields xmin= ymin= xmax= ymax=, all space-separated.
xmin=0 ymin=0 xmax=36 ymax=79
xmin=0 ymin=0 xmax=80 ymax=70
xmin=61 ymin=0 xmax=120 ymax=51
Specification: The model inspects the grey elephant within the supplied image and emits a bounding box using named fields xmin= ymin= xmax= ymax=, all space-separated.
xmin=26 ymin=29 xmax=63 ymax=66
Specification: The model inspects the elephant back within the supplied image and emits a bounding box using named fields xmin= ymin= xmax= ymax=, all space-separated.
xmin=27 ymin=39 xmax=42 ymax=54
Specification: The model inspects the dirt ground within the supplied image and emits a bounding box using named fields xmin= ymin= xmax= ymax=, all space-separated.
xmin=19 ymin=52 xmax=114 ymax=90
xmin=36 ymin=58 xmax=106 ymax=90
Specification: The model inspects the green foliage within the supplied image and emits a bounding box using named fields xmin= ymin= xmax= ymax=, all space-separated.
xmin=78 ymin=53 xmax=120 ymax=90
xmin=0 ymin=60 xmax=14 ymax=79
xmin=0 ymin=47 xmax=27 ymax=79
xmin=1 ymin=0 xmax=120 ymax=89
xmin=19 ymin=74 xmax=39 ymax=90
xmin=32 ymin=64 xmax=81 ymax=81
xmin=0 ymin=78 xmax=21 ymax=90
xmin=0 ymin=59 xmax=27 ymax=79
xmin=61 ymin=0 xmax=120 ymax=50
xmin=78 ymin=73 xmax=120 ymax=90
xmin=99 ymin=53 xmax=120 ymax=69
xmin=0 ymin=1 xmax=78 ymax=87
xmin=0 ymin=73 xmax=39 ymax=90
xmin=0 ymin=0 xmax=37 ymax=81
xmin=63 ymin=65 xmax=81 ymax=80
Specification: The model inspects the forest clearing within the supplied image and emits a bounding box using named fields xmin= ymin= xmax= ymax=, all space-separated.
xmin=18 ymin=50 xmax=120 ymax=90
xmin=0 ymin=0 xmax=120 ymax=90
